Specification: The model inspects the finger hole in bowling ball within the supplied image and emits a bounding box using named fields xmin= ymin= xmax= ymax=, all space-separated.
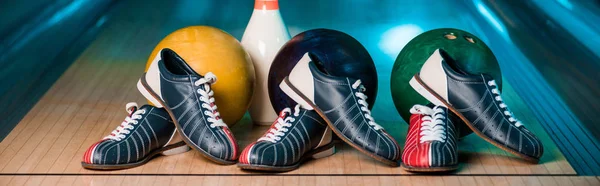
xmin=444 ymin=33 xmax=457 ymax=40
xmin=464 ymin=36 xmax=476 ymax=43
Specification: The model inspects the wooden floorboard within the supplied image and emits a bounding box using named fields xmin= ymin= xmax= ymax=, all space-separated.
xmin=7 ymin=176 xmax=598 ymax=186
xmin=15 ymin=174 xmax=600 ymax=185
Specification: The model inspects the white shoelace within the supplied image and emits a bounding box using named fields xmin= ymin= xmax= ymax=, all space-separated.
xmin=104 ymin=102 xmax=146 ymax=141
xmin=351 ymin=80 xmax=383 ymax=130
xmin=194 ymin=72 xmax=227 ymax=128
xmin=410 ymin=104 xmax=447 ymax=143
xmin=487 ymin=80 xmax=523 ymax=127
xmin=258 ymin=105 xmax=301 ymax=143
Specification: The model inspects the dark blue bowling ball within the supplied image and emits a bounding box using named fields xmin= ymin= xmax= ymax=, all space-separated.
xmin=268 ymin=28 xmax=378 ymax=113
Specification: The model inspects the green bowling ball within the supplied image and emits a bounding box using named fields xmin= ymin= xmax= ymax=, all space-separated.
xmin=390 ymin=28 xmax=502 ymax=138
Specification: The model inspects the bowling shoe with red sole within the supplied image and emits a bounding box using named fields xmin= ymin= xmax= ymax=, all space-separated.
xmin=410 ymin=49 xmax=543 ymax=162
xmin=138 ymin=48 xmax=239 ymax=165
xmin=237 ymin=104 xmax=335 ymax=172
xmin=279 ymin=53 xmax=401 ymax=166
xmin=402 ymin=104 xmax=458 ymax=172
xmin=82 ymin=102 xmax=189 ymax=170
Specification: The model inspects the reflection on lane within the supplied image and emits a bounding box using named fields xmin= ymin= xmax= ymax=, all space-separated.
xmin=533 ymin=0 xmax=600 ymax=56
xmin=466 ymin=0 xmax=600 ymax=175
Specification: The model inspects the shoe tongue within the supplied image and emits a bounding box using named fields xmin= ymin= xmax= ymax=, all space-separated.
xmin=278 ymin=110 xmax=289 ymax=119
xmin=140 ymin=104 xmax=155 ymax=110
xmin=425 ymin=104 xmax=449 ymax=116
xmin=126 ymin=106 xmax=138 ymax=117
xmin=425 ymin=103 xmax=436 ymax=108
xmin=481 ymin=73 xmax=494 ymax=81
xmin=262 ymin=110 xmax=290 ymax=137
xmin=208 ymin=102 xmax=222 ymax=120
xmin=161 ymin=48 xmax=201 ymax=77
xmin=133 ymin=105 xmax=153 ymax=115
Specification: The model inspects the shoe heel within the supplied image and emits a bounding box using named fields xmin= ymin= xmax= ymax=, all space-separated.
xmin=409 ymin=75 xmax=444 ymax=106
xmin=138 ymin=51 xmax=166 ymax=108
xmin=279 ymin=77 xmax=314 ymax=110
xmin=161 ymin=144 xmax=190 ymax=156
xmin=137 ymin=79 xmax=164 ymax=108
xmin=312 ymin=146 xmax=335 ymax=159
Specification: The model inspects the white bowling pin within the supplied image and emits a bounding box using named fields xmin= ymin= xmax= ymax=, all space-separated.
xmin=242 ymin=0 xmax=291 ymax=125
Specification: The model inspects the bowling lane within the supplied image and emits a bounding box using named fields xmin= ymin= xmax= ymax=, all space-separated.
xmin=466 ymin=0 xmax=600 ymax=175
xmin=0 ymin=0 xmax=578 ymax=179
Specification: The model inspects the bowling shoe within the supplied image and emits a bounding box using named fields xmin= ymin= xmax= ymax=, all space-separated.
xmin=82 ymin=102 xmax=189 ymax=170
xmin=402 ymin=104 xmax=458 ymax=172
xmin=410 ymin=49 xmax=543 ymax=162
xmin=138 ymin=48 xmax=239 ymax=164
xmin=238 ymin=104 xmax=335 ymax=172
xmin=279 ymin=53 xmax=401 ymax=166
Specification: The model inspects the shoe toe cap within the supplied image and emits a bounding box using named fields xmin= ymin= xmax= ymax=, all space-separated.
xmin=82 ymin=140 xmax=114 ymax=164
xmin=371 ymin=132 xmax=402 ymax=161
xmin=520 ymin=131 xmax=544 ymax=160
xmin=401 ymin=143 xmax=431 ymax=168
xmin=428 ymin=141 xmax=458 ymax=167
xmin=190 ymin=128 xmax=239 ymax=162
xmin=505 ymin=127 xmax=544 ymax=160
xmin=239 ymin=142 xmax=287 ymax=166
xmin=204 ymin=138 xmax=237 ymax=161
xmin=239 ymin=142 xmax=257 ymax=164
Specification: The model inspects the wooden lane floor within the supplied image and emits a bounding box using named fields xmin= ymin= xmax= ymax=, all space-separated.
xmin=0 ymin=175 xmax=598 ymax=186
xmin=0 ymin=79 xmax=577 ymax=175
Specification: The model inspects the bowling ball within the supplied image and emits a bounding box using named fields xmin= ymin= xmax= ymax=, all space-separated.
xmin=268 ymin=28 xmax=378 ymax=113
xmin=145 ymin=26 xmax=255 ymax=126
xmin=390 ymin=28 xmax=502 ymax=138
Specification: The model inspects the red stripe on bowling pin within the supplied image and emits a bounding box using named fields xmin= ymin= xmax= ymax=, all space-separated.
xmin=255 ymin=0 xmax=279 ymax=10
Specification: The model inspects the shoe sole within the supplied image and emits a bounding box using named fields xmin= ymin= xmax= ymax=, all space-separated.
xmin=237 ymin=143 xmax=336 ymax=172
xmin=401 ymin=162 xmax=459 ymax=172
xmin=281 ymin=77 xmax=400 ymax=167
xmin=81 ymin=141 xmax=188 ymax=170
xmin=139 ymin=73 xmax=237 ymax=165
xmin=409 ymin=74 xmax=540 ymax=163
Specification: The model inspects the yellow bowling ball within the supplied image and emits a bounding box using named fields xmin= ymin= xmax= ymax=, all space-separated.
xmin=145 ymin=26 xmax=255 ymax=126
